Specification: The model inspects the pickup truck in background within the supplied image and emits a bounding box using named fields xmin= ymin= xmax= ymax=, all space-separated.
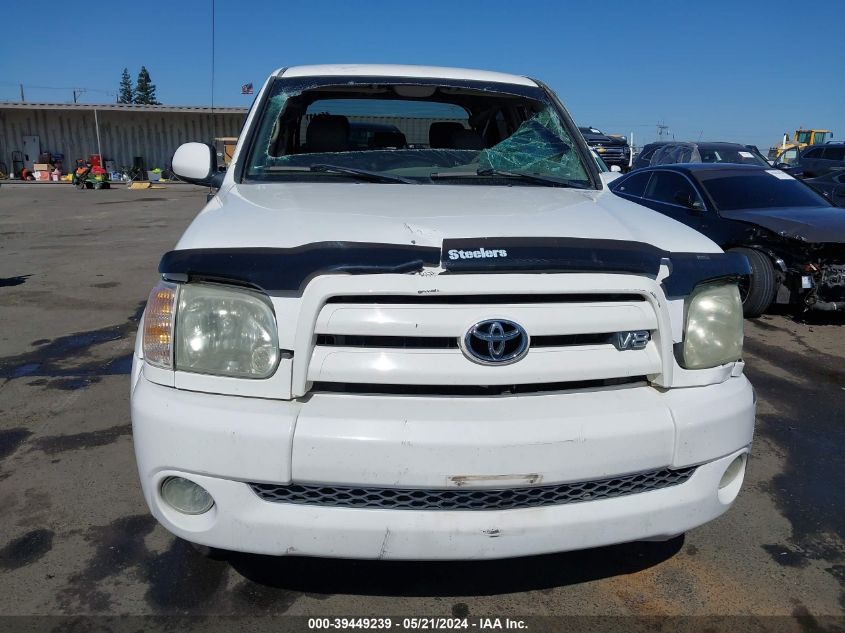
xmin=579 ymin=126 xmax=632 ymax=171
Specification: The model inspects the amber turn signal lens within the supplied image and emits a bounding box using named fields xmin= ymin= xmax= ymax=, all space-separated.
xmin=143 ymin=281 xmax=178 ymax=369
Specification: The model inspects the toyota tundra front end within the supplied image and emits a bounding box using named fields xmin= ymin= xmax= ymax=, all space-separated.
xmin=130 ymin=65 xmax=754 ymax=560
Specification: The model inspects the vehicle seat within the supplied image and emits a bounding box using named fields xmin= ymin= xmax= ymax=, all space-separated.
xmin=450 ymin=129 xmax=485 ymax=150
xmin=429 ymin=122 xmax=465 ymax=148
xmin=369 ymin=131 xmax=407 ymax=149
xmin=306 ymin=115 xmax=350 ymax=153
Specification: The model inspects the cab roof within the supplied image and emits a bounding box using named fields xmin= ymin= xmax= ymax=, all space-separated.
xmin=275 ymin=64 xmax=538 ymax=87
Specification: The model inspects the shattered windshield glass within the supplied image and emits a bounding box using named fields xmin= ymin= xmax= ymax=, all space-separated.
xmin=478 ymin=110 xmax=584 ymax=179
xmin=245 ymin=76 xmax=591 ymax=187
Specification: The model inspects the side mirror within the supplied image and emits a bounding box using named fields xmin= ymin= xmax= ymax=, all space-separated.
xmin=674 ymin=191 xmax=704 ymax=213
xmin=673 ymin=191 xmax=694 ymax=207
xmin=610 ymin=165 xmax=622 ymax=173
xmin=172 ymin=142 xmax=221 ymax=187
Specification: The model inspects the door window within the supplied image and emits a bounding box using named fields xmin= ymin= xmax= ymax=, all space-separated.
xmin=614 ymin=172 xmax=651 ymax=197
xmin=778 ymin=148 xmax=798 ymax=165
xmin=644 ymin=171 xmax=702 ymax=207
xmin=822 ymin=147 xmax=845 ymax=161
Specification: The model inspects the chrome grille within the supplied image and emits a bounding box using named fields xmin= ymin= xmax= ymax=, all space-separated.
xmin=249 ymin=467 xmax=695 ymax=511
xmin=307 ymin=291 xmax=662 ymax=390
xmin=315 ymin=332 xmax=618 ymax=349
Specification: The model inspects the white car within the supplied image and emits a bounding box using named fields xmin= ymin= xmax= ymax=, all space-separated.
xmin=131 ymin=64 xmax=754 ymax=560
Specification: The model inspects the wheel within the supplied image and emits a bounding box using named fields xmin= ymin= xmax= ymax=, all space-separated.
xmin=730 ymin=247 xmax=776 ymax=318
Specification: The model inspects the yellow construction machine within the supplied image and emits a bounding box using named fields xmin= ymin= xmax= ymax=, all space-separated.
xmin=769 ymin=128 xmax=833 ymax=162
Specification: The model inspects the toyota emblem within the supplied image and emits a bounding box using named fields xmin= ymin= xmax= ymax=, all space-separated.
xmin=461 ymin=319 xmax=530 ymax=365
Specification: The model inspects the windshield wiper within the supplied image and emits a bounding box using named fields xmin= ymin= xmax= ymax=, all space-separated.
xmin=476 ymin=168 xmax=587 ymax=188
xmin=261 ymin=164 xmax=415 ymax=184
xmin=430 ymin=169 xmax=585 ymax=188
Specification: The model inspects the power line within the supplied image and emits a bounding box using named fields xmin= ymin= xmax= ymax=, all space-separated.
xmin=0 ymin=81 xmax=114 ymax=94
xmin=0 ymin=81 xmax=116 ymax=103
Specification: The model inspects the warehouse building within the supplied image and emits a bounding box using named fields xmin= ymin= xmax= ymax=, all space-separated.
xmin=0 ymin=102 xmax=247 ymax=176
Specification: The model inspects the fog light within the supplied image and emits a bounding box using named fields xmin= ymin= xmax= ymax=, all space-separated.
xmin=719 ymin=454 xmax=746 ymax=490
xmin=160 ymin=476 xmax=214 ymax=514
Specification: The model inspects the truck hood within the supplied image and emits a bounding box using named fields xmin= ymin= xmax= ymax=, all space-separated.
xmin=176 ymin=182 xmax=720 ymax=254
xmin=719 ymin=206 xmax=845 ymax=243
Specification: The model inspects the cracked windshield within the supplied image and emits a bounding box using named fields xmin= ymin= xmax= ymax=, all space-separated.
xmin=247 ymin=80 xmax=590 ymax=187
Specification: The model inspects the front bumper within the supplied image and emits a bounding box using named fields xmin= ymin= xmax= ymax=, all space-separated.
xmin=131 ymin=373 xmax=754 ymax=560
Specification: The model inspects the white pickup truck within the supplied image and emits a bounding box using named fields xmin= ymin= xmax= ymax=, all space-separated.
xmin=131 ymin=64 xmax=755 ymax=560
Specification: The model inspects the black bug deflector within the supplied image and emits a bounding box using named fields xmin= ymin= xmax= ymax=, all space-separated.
xmin=441 ymin=237 xmax=750 ymax=297
xmin=662 ymin=251 xmax=751 ymax=297
xmin=158 ymin=239 xmax=750 ymax=297
xmin=159 ymin=243 xmax=441 ymax=293
xmin=441 ymin=237 xmax=665 ymax=275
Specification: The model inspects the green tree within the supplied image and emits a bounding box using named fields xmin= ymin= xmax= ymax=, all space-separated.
xmin=134 ymin=66 xmax=160 ymax=105
xmin=118 ymin=68 xmax=134 ymax=104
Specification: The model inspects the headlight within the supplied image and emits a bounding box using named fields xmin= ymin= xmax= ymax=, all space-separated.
xmin=142 ymin=281 xmax=279 ymax=378
xmin=176 ymin=283 xmax=279 ymax=378
xmin=677 ymin=283 xmax=744 ymax=369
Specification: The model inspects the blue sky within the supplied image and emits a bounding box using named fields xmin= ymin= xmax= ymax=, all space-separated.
xmin=2 ymin=0 xmax=843 ymax=151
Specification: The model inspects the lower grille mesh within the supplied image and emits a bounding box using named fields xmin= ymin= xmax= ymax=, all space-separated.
xmin=249 ymin=467 xmax=695 ymax=511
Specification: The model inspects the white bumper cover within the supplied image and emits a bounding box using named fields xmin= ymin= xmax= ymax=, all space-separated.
xmin=131 ymin=372 xmax=754 ymax=560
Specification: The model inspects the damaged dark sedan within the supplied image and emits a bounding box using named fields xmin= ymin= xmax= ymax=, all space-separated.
xmin=610 ymin=164 xmax=845 ymax=316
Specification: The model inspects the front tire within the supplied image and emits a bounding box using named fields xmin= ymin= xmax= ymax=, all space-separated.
xmin=730 ymin=247 xmax=776 ymax=318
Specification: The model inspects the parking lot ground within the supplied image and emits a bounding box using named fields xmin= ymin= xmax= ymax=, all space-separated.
xmin=0 ymin=184 xmax=843 ymax=627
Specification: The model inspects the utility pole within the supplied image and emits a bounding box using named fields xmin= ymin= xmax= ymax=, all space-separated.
xmin=73 ymin=89 xmax=86 ymax=103
xmin=94 ymin=108 xmax=103 ymax=166
xmin=19 ymin=83 xmax=25 ymax=101
xmin=656 ymin=121 xmax=669 ymax=141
